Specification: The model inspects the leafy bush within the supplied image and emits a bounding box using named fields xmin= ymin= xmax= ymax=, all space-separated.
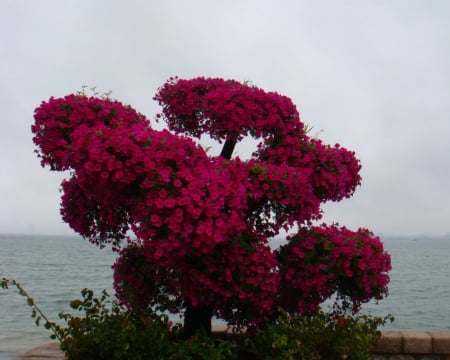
xmin=246 ymin=302 xmax=394 ymax=360
xmin=2 ymin=279 xmax=392 ymax=360
xmin=1 ymin=279 xmax=236 ymax=359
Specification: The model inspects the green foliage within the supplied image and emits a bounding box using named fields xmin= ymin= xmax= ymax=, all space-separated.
xmin=2 ymin=277 xmax=392 ymax=360
xmin=56 ymin=290 xmax=236 ymax=360
xmin=246 ymin=302 xmax=394 ymax=360
xmin=1 ymin=278 xmax=63 ymax=340
xmin=76 ymin=85 xmax=112 ymax=99
xmin=1 ymin=278 xmax=236 ymax=359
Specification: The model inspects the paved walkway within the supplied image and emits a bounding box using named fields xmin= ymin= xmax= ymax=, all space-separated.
xmin=14 ymin=343 xmax=64 ymax=360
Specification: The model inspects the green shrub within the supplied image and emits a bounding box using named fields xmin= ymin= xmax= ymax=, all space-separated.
xmin=2 ymin=278 xmax=392 ymax=360
xmin=1 ymin=279 xmax=236 ymax=359
xmin=246 ymin=302 xmax=393 ymax=360
xmin=53 ymin=288 xmax=236 ymax=360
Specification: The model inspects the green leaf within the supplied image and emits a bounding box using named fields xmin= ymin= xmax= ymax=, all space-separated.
xmin=1 ymin=278 xmax=9 ymax=289
xmin=70 ymin=299 xmax=83 ymax=309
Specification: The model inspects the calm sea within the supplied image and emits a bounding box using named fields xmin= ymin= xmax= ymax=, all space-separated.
xmin=1 ymin=234 xmax=449 ymax=359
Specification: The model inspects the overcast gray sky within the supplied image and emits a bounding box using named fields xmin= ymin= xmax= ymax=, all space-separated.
xmin=1 ymin=0 xmax=449 ymax=237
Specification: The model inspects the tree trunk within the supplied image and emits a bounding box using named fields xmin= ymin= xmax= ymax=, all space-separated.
xmin=183 ymin=298 xmax=213 ymax=338
xmin=183 ymin=138 xmax=236 ymax=338
xmin=220 ymin=139 xmax=237 ymax=160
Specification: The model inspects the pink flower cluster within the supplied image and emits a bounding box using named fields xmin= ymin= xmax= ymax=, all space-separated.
xmin=32 ymin=77 xmax=390 ymax=328
xmin=154 ymin=77 xmax=362 ymax=235
xmin=153 ymin=77 xmax=303 ymax=143
xmin=32 ymin=94 xmax=149 ymax=171
xmin=114 ymin=232 xmax=278 ymax=328
xmin=277 ymin=224 xmax=391 ymax=314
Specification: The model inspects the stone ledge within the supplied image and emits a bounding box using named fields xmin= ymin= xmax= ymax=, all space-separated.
xmin=402 ymin=331 xmax=432 ymax=354
xmin=13 ymin=342 xmax=63 ymax=360
xmin=374 ymin=331 xmax=403 ymax=353
xmin=429 ymin=331 xmax=450 ymax=355
xmin=373 ymin=331 xmax=450 ymax=355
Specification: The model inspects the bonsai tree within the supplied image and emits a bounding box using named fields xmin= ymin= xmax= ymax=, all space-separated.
xmin=32 ymin=77 xmax=391 ymax=337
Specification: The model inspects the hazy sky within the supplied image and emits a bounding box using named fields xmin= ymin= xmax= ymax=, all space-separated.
xmin=1 ymin=0 xmax=449 ymax=237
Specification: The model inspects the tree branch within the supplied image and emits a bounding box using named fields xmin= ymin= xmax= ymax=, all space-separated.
xmin=220 ymin=139 xmax=236 ymax=160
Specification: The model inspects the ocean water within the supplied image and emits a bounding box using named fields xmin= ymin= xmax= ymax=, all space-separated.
xmin=360 ymin=235 xmax=450 ymax=329
xmin=0 ymin=234 xmax=449 ymax=359
xmin=0 ymin=234 xmax=116 ymax=360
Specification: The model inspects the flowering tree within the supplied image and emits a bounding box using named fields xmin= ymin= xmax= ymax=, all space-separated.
xmin=32 ymin=77 xmax=391 ymax=337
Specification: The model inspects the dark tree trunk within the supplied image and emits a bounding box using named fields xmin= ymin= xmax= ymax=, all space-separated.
xmin=183 ymin=138 xmax=236 ymax=338
xmin=183 ymin=299 xmax=213 ymax=338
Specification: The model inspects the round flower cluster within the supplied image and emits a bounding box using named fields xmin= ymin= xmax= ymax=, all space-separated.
xmin=32 ymin=94 xmax=150 ymax=171
xmin=153 ymin=77 xmax=303 ymax=143
xmin=277 ymin=224 xmax=391 ymax=314
xmin=257 ymin=137 xmax=362 ymax=202
xmin=32 ymin=78 xmax=390 ymax=328
xmin=33 ymin=94 xmax=248 ymax=250
xmin=113 ymin=231 xmax=279 ymax=328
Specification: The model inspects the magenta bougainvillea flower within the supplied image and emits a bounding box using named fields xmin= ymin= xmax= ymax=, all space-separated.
xmin=32 ymin=77 xmax=391 ymax=329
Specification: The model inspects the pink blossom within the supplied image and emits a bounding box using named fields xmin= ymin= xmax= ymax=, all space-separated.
xmin=32 ymin=78 xmax=390 ymax=329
